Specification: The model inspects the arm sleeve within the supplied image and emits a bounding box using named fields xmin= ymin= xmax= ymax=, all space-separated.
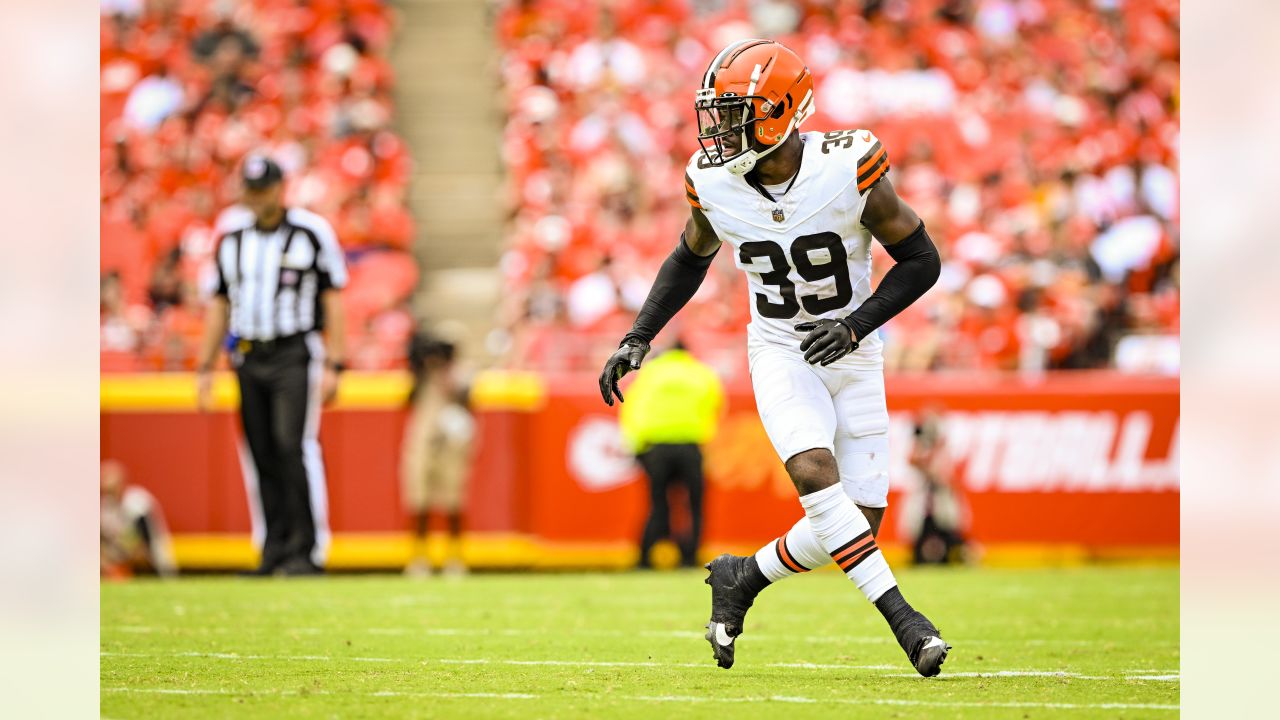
xmin=621 ymin=234 xmax=719 ymax=346
xmin=842 ymin=221 xmax=941 ymax=341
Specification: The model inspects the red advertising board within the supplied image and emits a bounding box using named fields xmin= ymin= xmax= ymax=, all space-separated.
xmin=100 ymin=371 xmax=1178 ymax=564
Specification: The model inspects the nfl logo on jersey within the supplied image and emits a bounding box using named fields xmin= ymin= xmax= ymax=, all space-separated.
xmin=771 ymin=207 xmax=785 ymax=223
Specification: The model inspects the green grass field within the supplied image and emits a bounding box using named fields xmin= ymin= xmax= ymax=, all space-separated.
xmin=101 ymin=565 xmax=1178 ymax=719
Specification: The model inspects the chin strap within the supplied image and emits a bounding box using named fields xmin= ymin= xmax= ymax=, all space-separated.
xmin=724 ymin=87 xmax=813 ymax=176
xmin=725 ymin=120 xmax=792 ymax=176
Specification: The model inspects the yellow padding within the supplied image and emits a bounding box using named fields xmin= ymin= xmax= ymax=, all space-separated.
xmin=469 ymin=370 xmax=547 ymax=411
xmin=169 ymin=534 xmax=1178 ymax=571
xmin=101 ymin=370 xmax=547 ymax=412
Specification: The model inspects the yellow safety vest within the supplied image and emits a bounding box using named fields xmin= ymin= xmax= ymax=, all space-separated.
xmin=618 ymin=350 xmax=725 ymax=453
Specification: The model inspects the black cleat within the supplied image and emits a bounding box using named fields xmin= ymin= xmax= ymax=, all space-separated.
xmin=703 ymin=554 xmax=760 ymax=669
xmin=911 ymin=635 xmax=951 ymax=677
xmin=895 ymin=611 xmax=950 ymax=677
xmin=877 ymin=587 xmax=951 ymax=677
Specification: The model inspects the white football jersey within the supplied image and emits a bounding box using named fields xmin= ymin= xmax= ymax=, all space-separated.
xmin=685 ymin=129 xmax=892 ymax=364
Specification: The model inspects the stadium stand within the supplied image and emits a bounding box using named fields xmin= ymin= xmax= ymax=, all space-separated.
xmin=100 ymin=0 xmax=418 ymax=371
xmin=493 ymin=0 xmax=1179 ymax=378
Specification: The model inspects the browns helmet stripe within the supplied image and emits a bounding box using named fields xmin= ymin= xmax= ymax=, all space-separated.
xmin=702 ymin=38 xmax=770 ymax=90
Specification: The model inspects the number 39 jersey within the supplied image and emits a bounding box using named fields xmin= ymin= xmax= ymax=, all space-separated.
xmin=685 ymin=129 xmax=892 ymax=365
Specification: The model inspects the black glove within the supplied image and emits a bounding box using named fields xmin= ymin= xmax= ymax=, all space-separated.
xmin=795 ymin=319 xmax=859 ymax=366
xmin=598 ymin=340 xmax=651 ymax=406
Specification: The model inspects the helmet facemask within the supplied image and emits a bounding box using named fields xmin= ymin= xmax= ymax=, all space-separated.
xmin=695 ymin=88 xmax=807 ymax=176
xmin=695 ymin=42 xmax=816 ymax=176
xmin=696 ymin=90 xmax=765 ymax=170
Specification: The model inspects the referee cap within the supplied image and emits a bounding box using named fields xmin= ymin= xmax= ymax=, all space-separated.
xmin=242 ymin=154 xmax=284 ymax=190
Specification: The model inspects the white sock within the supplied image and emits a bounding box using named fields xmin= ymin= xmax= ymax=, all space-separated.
xmin=753 ymin=516 xmax=831 ymax=582
xmin=798 ymin=484 xmax=897 ymax=603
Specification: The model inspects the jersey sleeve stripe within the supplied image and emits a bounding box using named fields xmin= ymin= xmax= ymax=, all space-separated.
xmin=856 ymin=143 xmax=886 ymax=176
xmin=684 ymin=172 xmax=700 ymax=201
xmin=857 ymin=157 xmax=890 ymax=192
xmin=857 ymin=151 xmax=887 ymax=183
xmin=685 ymin=190 xmax=703 ymax=209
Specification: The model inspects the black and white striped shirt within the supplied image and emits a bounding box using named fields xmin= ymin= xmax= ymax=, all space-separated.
xmin=214 ymin=208 xmax=348 ymax=340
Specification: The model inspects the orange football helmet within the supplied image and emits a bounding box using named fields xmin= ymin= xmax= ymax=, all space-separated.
xmin=696 ymin=39 xmax=815 ymax=175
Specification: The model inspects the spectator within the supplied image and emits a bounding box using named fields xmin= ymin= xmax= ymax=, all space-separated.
xmin=100 ymin=0 xmax=416 ymax=372
xmin=401 ymin=331 xmax=475 ymax=578
xmin=100 ymin=460 xmax=177 ymax=579
xmin=122 ymin=65 xmax=184 ymax=131
xmin=897 ymin=413 xmax=969 ymax=566
xmin=493 ymin=0 xmax=1180 ymax=377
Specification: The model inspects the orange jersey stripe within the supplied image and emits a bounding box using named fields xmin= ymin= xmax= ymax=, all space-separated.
xmin=857 ymin=145 xmax=886 ymax=175
xmin=857 ymin=161 xmax=890 ymax=192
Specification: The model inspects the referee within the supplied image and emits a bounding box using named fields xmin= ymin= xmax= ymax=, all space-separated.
xmin=196 ymin=155 xmax=348 ymax=576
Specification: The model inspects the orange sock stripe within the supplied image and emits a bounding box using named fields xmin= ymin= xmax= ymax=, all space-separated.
xmin=830 ymin=530 xmax=873 ymax=558
xmin=837 ymin=546 xmax=879 ymax=573
xmin=833 ymin=537 xmax=876 ymax=566
xmin=778 ymin=536 xmax=809 ymax=573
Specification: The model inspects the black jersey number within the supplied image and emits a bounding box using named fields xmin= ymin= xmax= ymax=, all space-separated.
xmin=738 ymin=232 xmax=853 ymax=319
xmin=820 ymin=129 xmax=858 ymax=154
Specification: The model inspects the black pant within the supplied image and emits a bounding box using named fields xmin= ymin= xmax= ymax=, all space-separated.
xmin=235 ymin=334 xmax=326 ymax=571
xmin=636 ymin=443 xmax=704 ymax=568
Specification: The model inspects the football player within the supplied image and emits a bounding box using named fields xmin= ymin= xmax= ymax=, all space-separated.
xmin=597 ymin=39 xmax=950 ymax=677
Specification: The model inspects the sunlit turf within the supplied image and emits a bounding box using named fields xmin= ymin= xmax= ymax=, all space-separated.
xmin=101 ymin=565 xmax=1178 ymax=719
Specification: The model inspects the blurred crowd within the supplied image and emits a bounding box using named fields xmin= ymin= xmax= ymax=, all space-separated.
xmin=493 ymin=0 xmax=1179 ymax=377
xmin=100 ymin=0 xmax=419 ymax=372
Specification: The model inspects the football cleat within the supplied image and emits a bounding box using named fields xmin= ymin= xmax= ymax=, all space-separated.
xmin=703 ymin=554 xmax=761 ymax=669
xmin=911 ymin=635 xmax=951 ymax=677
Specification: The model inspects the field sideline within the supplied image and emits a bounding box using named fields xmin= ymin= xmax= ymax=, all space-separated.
xmin=101 ymin=566 xmax=1178 ymax=719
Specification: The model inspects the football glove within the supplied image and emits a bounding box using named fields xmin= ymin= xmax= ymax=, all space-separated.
xmin=598 ymin=340 xmax=650 ymax=406
xmin=795 ymin=319 xmax=859 ymax=366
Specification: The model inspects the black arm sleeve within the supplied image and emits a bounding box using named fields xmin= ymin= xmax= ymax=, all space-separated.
xmin=622 ymin=234 xmax=719 ymax=345
xmin=842 ymin=221 xmax=941 ymax=341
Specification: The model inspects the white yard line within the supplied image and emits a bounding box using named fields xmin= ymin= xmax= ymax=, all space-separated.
xmin=101 ymin=651 xmax=1179 ymax=682
xmin=101 ymin=687 xmax=1178 ymax=711
xmin=886 ymin=671 xmax=1110 ymax=680
xmin=760 ymin=662 xmax=901 ymax=670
